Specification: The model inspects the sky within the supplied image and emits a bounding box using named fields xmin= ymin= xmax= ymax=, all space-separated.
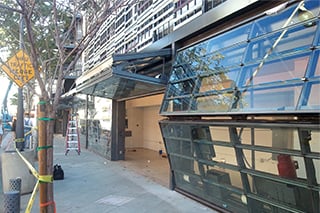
xmin=1 ymin=47 xmax=18 ymax=115
xmin=0 ymin=75 xmax=18 ymax=116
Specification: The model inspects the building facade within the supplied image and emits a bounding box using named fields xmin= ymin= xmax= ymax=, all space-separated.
xmin=70 ymin=0 xmax=320 ymax=212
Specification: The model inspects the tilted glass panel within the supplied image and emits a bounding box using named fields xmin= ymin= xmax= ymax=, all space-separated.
xmin=244 ymin=151 xmax=310 ymax=177
xmin=160 ymin=120 xmax=320 ymax=213
xmin=240 ymin=127 xmax=308 ymax=152
xmin=245 ymin=23 xmax=317 ymax=65
xmin=237 ymin=85 xmax=303 ymax=111
xmin=198 ymin=74 xmax=237 ymax=92
xmin=161 ymin=98 xmax=189 ymax=112
xmin=300 ymin=50 xmax=320 ymax=109
xmin=205 ymin=42 xmax=247 ymax=70
xmin=201 ymin=167 xmax=246 ymax=213
xmin=161 ymin=123 xmax=192 ymax=139
xmin=308 ymin=130 xmax=320 ymax=154
xmin=169 ymin=63 xmax=195 ymax=81
xmin=312 ymin=159 xmax=320 ymax=184
xmin=206 ymin=22 xmax=251 ymax=50
xmin=311 ymin=50 xmax=320 ymax=77
xmin=250 ymin=174 xmax=316 ymax=213
xmin=241 ymin=54 xmax=309 ymax=86
xmin=166 ymin=79 xmax=196 ymax=97
xmin=161 ymin=122 xmax=249 ymax=212
xmin=305 ymin=83 xmax=320 ymax=109
xmin=195 ymin=69 xmax=237 ymax=112
xmin=196 ymin=93 xmax=234 ymax=112
xmin=249 ymin=0 xmax=320 ymax=38
xmin=161 ymin=0 xmax=320 ymax=115
xmin=209 ymin=126 xmax=232 ymax=143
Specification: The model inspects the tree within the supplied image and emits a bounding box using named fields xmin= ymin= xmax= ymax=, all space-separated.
xmin=0 ymin=0 xmax=122 ymax=212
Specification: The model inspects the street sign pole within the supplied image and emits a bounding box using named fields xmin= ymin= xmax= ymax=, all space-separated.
xmin=16 ymin=87 xmax=24 ymax=151
xmin=1 ymin=17 xmax=36 ymax=150
xmin=16 ymin=10 xmax=25 ymax=151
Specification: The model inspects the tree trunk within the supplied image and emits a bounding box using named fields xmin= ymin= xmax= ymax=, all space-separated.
xmin=38 ymin=100 xmax=47 ymax=212
xmin=38 ymin=99 xmax=55 ymax=213
xmin=47 ymin=103 xmax=55 ymax=213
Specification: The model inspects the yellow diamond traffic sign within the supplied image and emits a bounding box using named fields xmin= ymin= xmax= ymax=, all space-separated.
xmin=1 ymin=49 xmax=35 ymax=87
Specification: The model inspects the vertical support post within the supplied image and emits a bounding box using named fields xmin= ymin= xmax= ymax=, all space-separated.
xmin=85 ymin=94 xmax=89 ymax=149
xmin=16 ymin=88 xmax=24 ymax=151
xmin=38 ymin=99 xmax=47 ymax=212
xmin=229 ymin=127 xmax=253 ymax=213
xmin=111 ymin=100 xmax=125 ymax=161
xmin=16 ymin=0 xmax=25 ymax=151
xmin=298 ymin=129 xmax=319 ymax=213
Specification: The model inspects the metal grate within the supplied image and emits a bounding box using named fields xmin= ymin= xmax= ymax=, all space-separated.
xmin=4 ymin=191 xmax=20 ymax=213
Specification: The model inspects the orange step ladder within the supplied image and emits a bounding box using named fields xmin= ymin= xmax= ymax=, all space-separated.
xmin=65 ymin=113 xmax=81 ymax=155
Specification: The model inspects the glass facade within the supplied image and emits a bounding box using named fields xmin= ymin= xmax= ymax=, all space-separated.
xmin=78 ymin=95 xmax=112 ymax=158
xmin=160 ymin=120 xmax=320 ymax=213
xmin=160 ymin=1 xmax=320 ymax=212
xmin=160 ymin=1 xmax=320 ymax=115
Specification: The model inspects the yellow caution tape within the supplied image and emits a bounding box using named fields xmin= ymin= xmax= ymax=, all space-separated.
xmin=14 ymin=138 xmax=24 ymax=142
xmin=24 ymin=130 xmax=32 ymax=137
xmin=15 ymin=148 xmax=53 ymax=213
xmin=15 ymin=148 xmax=40 ymax=180
xmin=39 ymin=175 xmax=53 ymax=183
xmin=25 ymin=181 xmax=39 ymax=213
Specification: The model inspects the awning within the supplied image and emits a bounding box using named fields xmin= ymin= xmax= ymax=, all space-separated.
xmin=75 ymin=48 xmax=172 ymax=100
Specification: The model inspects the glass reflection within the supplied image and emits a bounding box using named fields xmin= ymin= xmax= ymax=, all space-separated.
xmin=161 ymin=0 xmax=320 ymax=115
xmin=160 ymin=121 xmax=320 ymax=213
xmin=78 ymin=96 xmax=112 ymax=158
xmin=249 ymin=0 xmax=320 ymax=38
xmin=240 ymin=85 xmax=302 ymax=111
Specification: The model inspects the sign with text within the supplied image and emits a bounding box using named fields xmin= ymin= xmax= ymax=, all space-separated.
xmin=1 ymin=49 xmax=35 ymax=87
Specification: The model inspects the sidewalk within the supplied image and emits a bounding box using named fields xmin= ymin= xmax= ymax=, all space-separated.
xmin=1 ymin=134 xmax=217 ymax=213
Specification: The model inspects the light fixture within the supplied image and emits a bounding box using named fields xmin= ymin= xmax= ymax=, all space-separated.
xmin=298 ymin=4 xmax=316 ymax=27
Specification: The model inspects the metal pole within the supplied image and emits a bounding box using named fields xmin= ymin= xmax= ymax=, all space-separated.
xmin=16 ymin=2 xmax=25 ymax=151
xmin=85 ymin=94 xmax=89 ymax=149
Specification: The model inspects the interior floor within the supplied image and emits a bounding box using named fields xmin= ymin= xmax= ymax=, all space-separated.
xmin=119 ymin=148 xmax=170 ymax=188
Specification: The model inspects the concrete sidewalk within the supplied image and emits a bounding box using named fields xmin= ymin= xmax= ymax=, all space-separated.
xmin=1 ymin=134 xmax=217 ymax=213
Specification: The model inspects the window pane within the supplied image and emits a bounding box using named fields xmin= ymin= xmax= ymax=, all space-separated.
xmin=167 ymin=79 xmax=195 ymax=97
xmin=207 ymin=23 xmax=250 ymax=50
xmin=241 ymin=55 xmax=308 ymax=87
xmin=312 ymin=50 xmax=320 ymax=77
xmin=197 ymin=93 xmax=233 ymax=112
xmin=206 ymin=43 xmax=247 ymax=69
xmin=236 ymin=85 xmax=303 ymax=111
xmin=250 ymin=0 xmax=319 ymax=38
xmin=251 ymin=175 xmax=315 ymax=213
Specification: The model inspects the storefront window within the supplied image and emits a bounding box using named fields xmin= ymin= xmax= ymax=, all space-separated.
xmin=78 ymin=95 xmax=112 ymax=158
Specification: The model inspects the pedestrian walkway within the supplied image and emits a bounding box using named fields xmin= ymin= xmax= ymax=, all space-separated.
xmin=1 ymin=134 xmax=217 ymax=213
